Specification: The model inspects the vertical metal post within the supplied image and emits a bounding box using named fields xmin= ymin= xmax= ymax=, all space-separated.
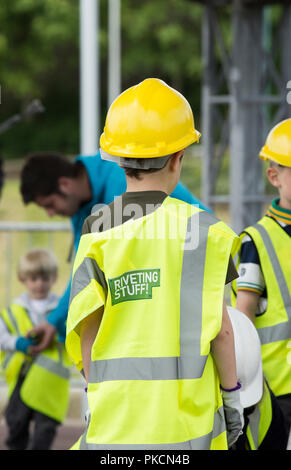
xmin=230 ymin=4 xmax=264 ymax=233
xmin=201 ymin=6 xmax=215 ymax=209
xmin=80 ymin=0 xmax=99 ymax=155
xmin=79 ymin=2 xmax=98 ymax=417
xmin=108 ymin=0 xmax=121 ymax=107
xmin=200 ymin=2 xmax=290 ymax=234
xmin=262 ymin=6 xmax=272 ymax=136
xmin=281 ymin=5 xmax=291 ymax=119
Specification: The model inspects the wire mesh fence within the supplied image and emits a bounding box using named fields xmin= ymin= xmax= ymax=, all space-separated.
xmin=0 ymin=222 xmax=72 ymax=307
xmin=0 ymin=222 xmax=86 ymax=425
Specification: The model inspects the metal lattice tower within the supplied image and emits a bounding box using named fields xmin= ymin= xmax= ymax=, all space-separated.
xmin=198 ymin=0 xmax=291 ymax=232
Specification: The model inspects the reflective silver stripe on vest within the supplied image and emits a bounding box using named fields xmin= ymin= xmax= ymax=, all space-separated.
xmin=3 ymin=351 xmax=13 ymax=369
xmin=253 ymin=223 xmax=291 ymax=345
xmin=88 ymin=210 xmax=216 ymax=383
xmin=179 ymin=211 xmax=212 ymax=368
xmin=70 ymin=256 xmax=107 ymax=306
xmin=35 ymin=355 xmax=70 ymax=380
xmin=79 ymin=406 xmax=225 ymax=450
xmin=89 ymin=355 xmax=207 ymax=382
xmin=247 ymin=404 xmax=260 ymax=449
xmin=0 ymin=316 xmax=14 ymax=369
xmin=7 ymin=307 xmax=21 ymax=336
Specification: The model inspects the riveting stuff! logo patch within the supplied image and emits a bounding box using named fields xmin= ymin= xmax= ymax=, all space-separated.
xmin=108 ymin=269 xmax=160 ymax=306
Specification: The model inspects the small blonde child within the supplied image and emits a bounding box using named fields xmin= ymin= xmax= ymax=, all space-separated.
xmin=0 ymin=248 xmax=70 ymax=450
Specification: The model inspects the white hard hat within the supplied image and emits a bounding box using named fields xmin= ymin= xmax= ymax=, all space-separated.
xmin=227 ymin=306 xmax=264 ymax=408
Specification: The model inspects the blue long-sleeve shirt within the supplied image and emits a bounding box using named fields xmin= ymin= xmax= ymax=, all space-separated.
xmin=47 ymin=152 xmax=210 ymax=340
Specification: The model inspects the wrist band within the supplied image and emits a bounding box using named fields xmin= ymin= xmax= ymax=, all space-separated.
xmin=220 ymin=381 xmax=242 ymax=392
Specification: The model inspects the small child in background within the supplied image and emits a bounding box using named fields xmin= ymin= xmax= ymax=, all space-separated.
xmin=0 ymin=248 xmax=71 ymax=450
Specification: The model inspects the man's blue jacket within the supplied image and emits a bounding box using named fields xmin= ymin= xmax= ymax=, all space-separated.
xmin=47 ymin=153 xmax=210 ymax=340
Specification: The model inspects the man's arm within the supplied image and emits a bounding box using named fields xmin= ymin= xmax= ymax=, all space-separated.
xmin=80 ymin=306 xmax=104 ymax=383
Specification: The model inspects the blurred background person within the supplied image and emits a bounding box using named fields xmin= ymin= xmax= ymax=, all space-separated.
xmin=19 ymin=151 xmax=208 ymax=353
xmin=0 ymin=248 xmax=71 ymax=450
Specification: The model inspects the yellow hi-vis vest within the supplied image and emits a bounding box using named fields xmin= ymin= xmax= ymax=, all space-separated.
xmin=66 ymin=197 xmax=240 ymax=450
xmin=245 ymin=380 xmax=273 ymax=450
xmin=0 ymin=303 xmax=71 ymax=422
xmin=232 ymin=215 xmax=291 ymax=398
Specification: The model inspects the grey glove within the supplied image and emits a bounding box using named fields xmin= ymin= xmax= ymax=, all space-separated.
xmin=221 ymin=388 xmax=244 ymax=448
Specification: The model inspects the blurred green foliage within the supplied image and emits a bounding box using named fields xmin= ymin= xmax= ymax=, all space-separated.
xmin=0 ymin=0 xmax=79 ymax=157
xmin=0 ymin=0 xmax=204 ymax=159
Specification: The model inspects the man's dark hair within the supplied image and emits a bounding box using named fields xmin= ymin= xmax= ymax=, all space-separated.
xmin=20 ymin=153 xmax=81 ymax=204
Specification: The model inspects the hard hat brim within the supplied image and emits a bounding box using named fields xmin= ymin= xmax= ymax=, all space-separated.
xmin=100 ymin=149 xmax=172 ymax=169
xmin=259 ymin=145 xmax=291 ymax=167
xmin=100 ymin=129 xmax=201 ymax=159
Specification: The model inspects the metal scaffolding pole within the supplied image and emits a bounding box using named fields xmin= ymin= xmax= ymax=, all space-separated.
xmin=79 ymin=0 xmax=99 ymax=419
xmin=281 ymin=5 xmax=291 ymax=120
xmin=108 ymin=0 xmax=121 ymax=107
xmin=230 ymin=4 xmax=264 ymax=232
xmin=201 ymin=6 xmax=215 ymax=209
xmin=200 ymin=2 xmax=291 ymax=233
xmin=80 ymin=0 xmax=99 ymax=155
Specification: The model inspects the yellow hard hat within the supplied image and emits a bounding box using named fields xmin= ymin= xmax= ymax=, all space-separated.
xmin=259 ymin=118 xmax=291 ymax=167
xmin=100 ymin=78 xmax=201 ymax=159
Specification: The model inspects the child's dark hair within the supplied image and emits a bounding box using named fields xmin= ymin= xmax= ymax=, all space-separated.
xmin=122 ymin=156 xmax=172 ymax=180
xmin=123 ymin=167 xmax=162 ymax=180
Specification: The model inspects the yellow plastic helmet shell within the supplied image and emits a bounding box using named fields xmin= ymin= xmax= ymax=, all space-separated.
xmin=100 ymin=78 xmax=201 ymax=158
xmin=259 ymin=118 xmax=291 ymax=167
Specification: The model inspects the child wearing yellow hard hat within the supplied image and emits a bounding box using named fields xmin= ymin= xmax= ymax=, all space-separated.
xmin=66 ymin=78 xmax=244 ymax=450
xmin=233 ymin=118 xmax=291 ymax=449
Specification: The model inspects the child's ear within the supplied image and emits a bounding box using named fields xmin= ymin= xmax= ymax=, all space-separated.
xmin=266 ymin=166 xmax=280 ymax=189
xmin=169 ymin=151 xmax=184 ymax=172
